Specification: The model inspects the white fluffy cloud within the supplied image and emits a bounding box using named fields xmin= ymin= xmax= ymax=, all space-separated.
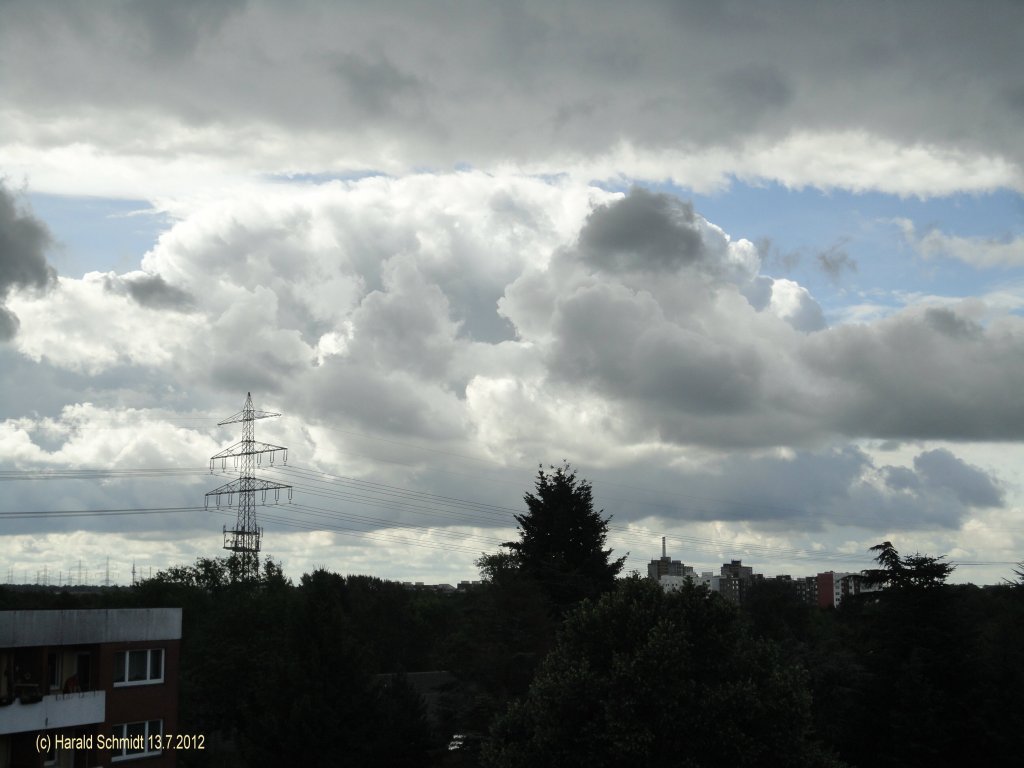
xmin=897 ymin=218 xmax=1024 ymax=268
xmin=11 ymin=177 xmax=1024 ymax=458
xmin=3 ymin=175 xmax=1017 ymax=558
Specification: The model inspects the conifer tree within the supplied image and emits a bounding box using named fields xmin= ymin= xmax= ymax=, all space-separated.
xmin=479 ymin=462 xmax=626 ymax=607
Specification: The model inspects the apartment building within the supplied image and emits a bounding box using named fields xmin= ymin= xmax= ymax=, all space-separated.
xmin=771 ymin=575 xmax=819 ymax=606
xmin=0 ymin=608 xmax=181 ymax=768
xmin=815 ymin=571 xmax=883 ymax=608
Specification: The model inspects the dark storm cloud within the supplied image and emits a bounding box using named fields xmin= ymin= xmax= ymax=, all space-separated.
xmin=594 ymin=444 xmax=1000 ymax=532
xmin=913 ymin=448 xmax=1003 ymax=508
xmin=922 ymin=306 xmax=981 ymax=338
xmin=6 ymin=2 xmax=1021 ymax=189
xmin=0 ymin=182 xmax=56 ymax=339
xmin=121 ymin=273 xmax=195 ymax=311
xmin=579 ymin=188 xmax=706 ymax=273
xmin=120 ymin=0 xmax=247 ymax=60
xmin=333 ymin=53 xmax=431 ymax=122
xmin=0 ymin=183 xmax=55 ymax=293
xmin=883 ymin=465 xmax=920 ymax=492
xmin=802 ymin=308 xmax=1024 ymax=441
xmin=716 ymin=64 xmax=794 ymax=126
xmin=0 ymin=305 xmax=18 ymax=341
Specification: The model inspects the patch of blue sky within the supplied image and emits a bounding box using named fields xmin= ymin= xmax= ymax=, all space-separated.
xmin=28 ymin=193 xmax=172 ymax=277
xmin=660 ymin=179 xmax=1024 ymax=319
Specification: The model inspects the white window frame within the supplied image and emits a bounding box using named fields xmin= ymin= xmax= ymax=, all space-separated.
xmin=110 ymin=719 xmax=162 ymax=762
xmin=113 ymin=648 xmax=164 ymax=687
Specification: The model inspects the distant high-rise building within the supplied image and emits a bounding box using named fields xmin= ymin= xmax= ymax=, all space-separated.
xmin=720 ymin=559 xmax=753 ymax=580
xmin=710 ymin=560 xmax=759 ymax=604
xmin=647 ymin=537 xmax=694 ymax=586
xmin=771 ymin=574 xmax=819 ymax=606
xmin=816 ymin=571 xmax=882 ymax=608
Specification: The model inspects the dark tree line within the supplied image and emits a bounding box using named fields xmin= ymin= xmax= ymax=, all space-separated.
xmin=3 ymin=466 xmax=1023 ymax=766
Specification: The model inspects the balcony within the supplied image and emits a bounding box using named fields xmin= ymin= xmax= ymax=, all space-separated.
xmin=0 ymin=690 xmax=105 ymax=735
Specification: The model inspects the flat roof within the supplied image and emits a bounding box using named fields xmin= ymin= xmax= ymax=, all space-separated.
xmin=0 ymin=608 xmax=182 ymax=647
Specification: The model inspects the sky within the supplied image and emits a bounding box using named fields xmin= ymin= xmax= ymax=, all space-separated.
xmin=2 ymin=0 xmax=1023 ymax=587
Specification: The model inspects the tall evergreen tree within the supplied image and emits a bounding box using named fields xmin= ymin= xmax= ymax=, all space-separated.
xmin=479 ymin=463 xmax=626 ymax=607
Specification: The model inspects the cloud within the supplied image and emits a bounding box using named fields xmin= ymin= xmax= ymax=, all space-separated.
xmin=2 ymin=3 xmax=1023 ymax=198
xmin=667 ymin=445 xmax=1003 ymax=531
xmin=579 ymin=188 xmax=707 ymax=273
xmin=912 ymin=448 xmax=1004 ymax=508
xmin=816 ymin=241 xmax=857 ymax=281
xmin=1 ymin=172 xmax=1023 ymax=570
xmin=104 ymin=271 xmax=195 ymax=311
xmin=0 ymin=305 xmax=19 ymax=340
xmin=896 ymin=218 xmax=1024 ymax=268
xmin=7 ymin=175 xmax=1024 ymax=457
xmin=0 ymin=181 xmax=56 ymax=339
xmin=801 ymin=306 xmax=1024 ymax=441
xmin=763 ymin=279 xmax=826 ymax=332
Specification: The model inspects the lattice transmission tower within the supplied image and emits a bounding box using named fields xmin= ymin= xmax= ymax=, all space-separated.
xmin=205 ymin=392 xmax=292 ymax=580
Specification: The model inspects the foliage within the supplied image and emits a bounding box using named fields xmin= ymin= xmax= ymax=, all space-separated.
xmin=1010 ymin=561 xmax=1024 ymax=585
xmin=482 ymin=577 xmax=843 ymax=768
xmin=831 ymin=583 xmax=1024 ymax=767
xmin=479 ymin=463 xmax=626 ymax=609
xmin=863 ymin=541 xmax=955 ymax=589
xmin=11 ymin=533 xmax=1024 ymax=766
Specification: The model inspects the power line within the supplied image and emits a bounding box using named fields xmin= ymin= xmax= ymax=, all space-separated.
xmin=0 ymin=506 xmax=204 ymax=518
xmin=2 ymin=463 xmax=1019 ymax=569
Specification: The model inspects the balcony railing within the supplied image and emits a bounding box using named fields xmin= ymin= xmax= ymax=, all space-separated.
xmin=0 ymin=689 xmax=105 ymax=735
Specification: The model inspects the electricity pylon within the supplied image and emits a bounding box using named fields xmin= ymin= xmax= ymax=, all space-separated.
xmin=205 ymin=392 xmax=292 ymax=580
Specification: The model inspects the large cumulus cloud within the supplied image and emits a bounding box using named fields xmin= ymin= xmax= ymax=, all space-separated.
xmin=11 ymin=176 xmax=1024 ymax=455
xmin=1 ymin=175 xmax=1015 ymax=547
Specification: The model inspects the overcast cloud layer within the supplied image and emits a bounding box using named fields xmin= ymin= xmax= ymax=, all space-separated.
xmin=1 ymin=1 xmax=1022 ymax=585
xmin=2 ymin=1 xmax=1023 ymax=197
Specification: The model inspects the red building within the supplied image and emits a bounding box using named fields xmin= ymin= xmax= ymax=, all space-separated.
xmin=0 ymin=608 xmax=181 ymax=767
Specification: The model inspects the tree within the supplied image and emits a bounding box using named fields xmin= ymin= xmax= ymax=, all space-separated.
xmin=478 ymin=463 xmax=626 ymax=607
xmin=482 ymin=577 xmax=843 ymax=768
xmin=1008 ymin=561 xmax=1024 ymax=586
xmin=863 ymin=542 xmax=955 ymax=590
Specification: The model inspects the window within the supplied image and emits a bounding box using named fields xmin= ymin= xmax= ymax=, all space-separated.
xmin=110 ymin=720 xmax=162 ymax=762
xmin=46 ymin=651 xmax=60 ymax=691
xmin=113 ymin=649 xmax=164 ymax=686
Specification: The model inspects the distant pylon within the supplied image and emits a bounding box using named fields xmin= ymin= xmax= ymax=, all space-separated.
xmin=205 ymin=392 xmax=292 ymax=580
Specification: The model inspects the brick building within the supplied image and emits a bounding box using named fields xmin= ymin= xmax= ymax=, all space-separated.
xmin=0 ymin=608 xmax=181 ymax=767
